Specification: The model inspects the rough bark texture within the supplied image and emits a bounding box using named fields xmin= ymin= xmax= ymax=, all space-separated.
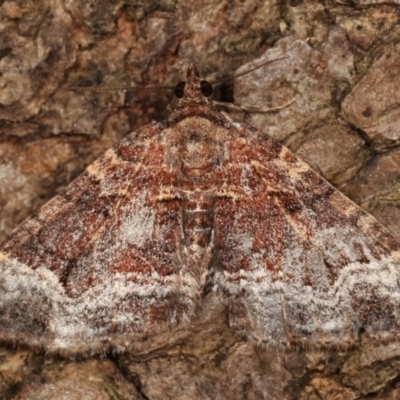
xmin=1 ymin=0 xmax=400 ymax=399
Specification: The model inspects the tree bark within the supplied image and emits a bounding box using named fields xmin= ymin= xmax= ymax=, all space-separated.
xmin=1 ymin=0 xmax=400 ymax=398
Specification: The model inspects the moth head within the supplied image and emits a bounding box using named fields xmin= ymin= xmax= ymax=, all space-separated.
xmin=174 ymin=64 xmax=213 ymax=101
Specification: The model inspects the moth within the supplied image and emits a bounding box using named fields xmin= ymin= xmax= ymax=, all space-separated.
xmin=1 ymin=64 xmax=400 ymax=356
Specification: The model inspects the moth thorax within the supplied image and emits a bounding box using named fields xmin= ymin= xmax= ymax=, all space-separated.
xmin=178 ymin=121 xmax=217 ymax=177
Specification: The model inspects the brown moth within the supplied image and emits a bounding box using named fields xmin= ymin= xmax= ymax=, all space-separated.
xmin=1 ymin=65 xmax=400 ymax=356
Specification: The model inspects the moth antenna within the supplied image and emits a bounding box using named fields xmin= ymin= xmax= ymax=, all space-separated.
xmin=213 ymin=94 xmax=300 ymax=114
xmin=44 ymin=84 xmax=175 ymax=94
xmin=208 ymin=56 xmax=289 ymax=85
xmin=210 ymin=56 xmax=298 ymax=113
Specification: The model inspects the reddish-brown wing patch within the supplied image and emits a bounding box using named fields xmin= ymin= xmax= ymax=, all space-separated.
xmin=215 ymin=131 xmax=400 ymax=349
xmin=0 ymin=122 xmax=190 ymax=355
